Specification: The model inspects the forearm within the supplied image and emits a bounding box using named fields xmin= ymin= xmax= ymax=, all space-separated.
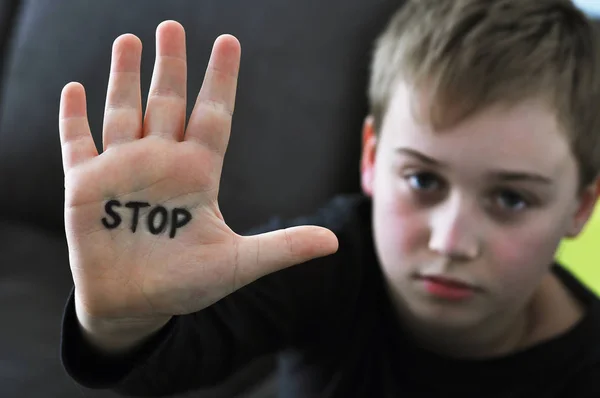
xmin=63 ymin=289 xmax=219 ymax=396
xmin=62 ymin=282 xmax=287 ymax=397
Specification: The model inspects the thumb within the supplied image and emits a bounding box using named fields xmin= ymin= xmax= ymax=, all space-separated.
xmin=237 ymin=226 xmax=339 ymax=283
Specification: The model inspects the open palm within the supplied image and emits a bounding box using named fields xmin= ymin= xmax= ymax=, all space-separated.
xmin=58 ymin=21 xmax=338 ymax=329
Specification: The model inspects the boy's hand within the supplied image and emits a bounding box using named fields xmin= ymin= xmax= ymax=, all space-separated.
xmin=59 ymin=21 xmax=338 ymax=331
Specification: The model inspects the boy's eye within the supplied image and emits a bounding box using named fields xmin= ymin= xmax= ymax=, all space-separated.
xmin=495 ymin=190 xmax=529 ymax=211
xmin=406 ymin=172 xmax=442 ymax=192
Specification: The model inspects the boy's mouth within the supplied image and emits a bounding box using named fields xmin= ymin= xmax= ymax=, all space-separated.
xmin=421 ymin=275 xmax=473 ymax=288
xmin=415 ymin=275 xmax=479 ymax=300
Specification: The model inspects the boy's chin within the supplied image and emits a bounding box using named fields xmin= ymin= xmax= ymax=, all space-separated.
xmin=390 ymin=284 xmax=487 ymax=332
xmin=409 ymin=305 xmax=484 ymax=332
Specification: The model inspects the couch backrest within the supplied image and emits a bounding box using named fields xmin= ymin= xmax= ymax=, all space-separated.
xmin=0 ymin=0 xmax=404 ymax=234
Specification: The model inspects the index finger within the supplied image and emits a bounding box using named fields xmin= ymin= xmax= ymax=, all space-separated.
xmin=184 ymin=34 xmax=241 ymax=155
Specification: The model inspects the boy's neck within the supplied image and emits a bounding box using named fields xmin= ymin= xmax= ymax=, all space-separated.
xmin=386 ymin=272 xmax=584 ymax=360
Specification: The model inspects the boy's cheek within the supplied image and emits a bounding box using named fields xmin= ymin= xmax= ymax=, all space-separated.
xmin=486 ymin=228 xmax=561 ymax=284
xmin=375 ymin=195 xmax=428 ymax=257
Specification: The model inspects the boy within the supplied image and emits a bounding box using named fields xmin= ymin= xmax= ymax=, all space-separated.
xmin=59 ymin=0 xmax=600 ymax=396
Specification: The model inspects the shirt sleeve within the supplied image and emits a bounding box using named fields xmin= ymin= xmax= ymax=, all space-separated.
xmin=60 ymin=196 xmax=366 ymax=396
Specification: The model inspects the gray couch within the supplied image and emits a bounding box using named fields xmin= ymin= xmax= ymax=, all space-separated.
xmin=0 ymin=0 xmax=404 ymax=397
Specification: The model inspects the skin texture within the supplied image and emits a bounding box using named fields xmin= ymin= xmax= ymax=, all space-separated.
xmin=361 ymin=80 xmax=600 ymax=358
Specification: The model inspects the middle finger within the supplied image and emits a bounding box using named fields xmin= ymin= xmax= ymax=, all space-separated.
xmin=143 ymin=20 xmax=187 ymax=141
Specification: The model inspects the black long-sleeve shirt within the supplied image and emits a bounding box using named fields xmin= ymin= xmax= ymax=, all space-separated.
xmin=61 ymin=194 xmax=600 ymax=397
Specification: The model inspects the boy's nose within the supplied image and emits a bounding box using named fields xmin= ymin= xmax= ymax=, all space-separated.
xmin=428 ymin=197 xmax=481 ymax=261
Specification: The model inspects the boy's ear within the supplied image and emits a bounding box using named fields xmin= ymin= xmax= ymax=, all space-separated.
xmin=565 ymin=176 xmax=600 ymax=238
xmin=361 ymin=116 xmax=377 ymax=197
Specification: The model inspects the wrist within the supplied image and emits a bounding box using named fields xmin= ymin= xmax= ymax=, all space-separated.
xmin=74 ymin=296 xmax=171 ymax=354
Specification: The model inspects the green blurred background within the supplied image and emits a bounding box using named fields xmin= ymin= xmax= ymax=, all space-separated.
xmin=562 ymin=3 xmax=599 ymax=295
xmin=557 ymin=204 xmax=600 ymax=295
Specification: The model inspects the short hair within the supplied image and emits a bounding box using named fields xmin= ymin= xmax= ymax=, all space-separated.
xmin=369 ymin=0 xmax=600 ymax=189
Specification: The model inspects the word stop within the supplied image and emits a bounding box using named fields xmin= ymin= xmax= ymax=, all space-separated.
xmin=101 ymin=200 xmax=192 ymax=238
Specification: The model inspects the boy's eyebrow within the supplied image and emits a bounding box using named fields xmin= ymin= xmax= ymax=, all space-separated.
xmin=394 ymin=147 xmax=553 ymax=184
xmin=486 ymin=171 xmax=553 ymax=184
xmin=395 ymin=147 xmax=446 ymax=166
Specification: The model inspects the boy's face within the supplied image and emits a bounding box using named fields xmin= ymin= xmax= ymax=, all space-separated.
xmin=361 ymin=81 xmax=599 ymax=330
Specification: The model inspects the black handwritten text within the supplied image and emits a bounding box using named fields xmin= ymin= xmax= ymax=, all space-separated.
xmin=101 ymin=200 xmax=192 ymax=238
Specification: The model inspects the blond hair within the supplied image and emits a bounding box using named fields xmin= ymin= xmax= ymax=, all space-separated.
xmin=369 ymin=0 xmax=600 ymax=189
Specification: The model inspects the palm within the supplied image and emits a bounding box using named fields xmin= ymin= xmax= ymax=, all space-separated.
xmin=65 ymin=136 xmax=237 ymax=319
xmin=59 ymin=21 xmax=337 ymax=325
